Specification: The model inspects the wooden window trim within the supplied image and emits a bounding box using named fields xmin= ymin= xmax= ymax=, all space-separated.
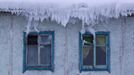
xmin=23 ymin=31 xmax=54 ymax=73
xmin=79 ymin=32 xmax=110 ymax=73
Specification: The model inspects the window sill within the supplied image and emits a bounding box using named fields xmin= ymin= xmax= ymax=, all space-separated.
xmin=23 ymin=66 xmax=54 ymax=73
xmin=80 ymin=67 xmax=110 ymax=73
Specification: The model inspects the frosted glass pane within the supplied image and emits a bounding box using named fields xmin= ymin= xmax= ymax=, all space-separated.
xmin=40 ymin=45 xmax=51 ymax=65
xmin=39 ymin=35 xmax=52 ymax=45
xmin=27 ymin=45 xmax=38 ymax=65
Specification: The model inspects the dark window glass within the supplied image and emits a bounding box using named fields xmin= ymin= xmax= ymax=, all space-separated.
xmin=27 ymin=35 xmax=38 ymax=65
xmin=27 ymin=35 xmax=38 ymax=45
xmin=80 ymin=33 xmax=110 ymax=71
xmin=83 ymin=35 xmax=93 ymax=45
xmin=96 ymin=35 xmax=106 ymax=65
xmin=96 ymin=46 xmax=106 ymax=65
xmin=83 ymin=45 xmax=94 ymax=66
xmin=83 ymin=35 xmax=94 ymax=66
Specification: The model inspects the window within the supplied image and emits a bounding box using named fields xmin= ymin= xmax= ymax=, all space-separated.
xmin=23 ymin=31 xmax=54 ymax=72
xmin=79 ymin=32 xmax=110 ymax=72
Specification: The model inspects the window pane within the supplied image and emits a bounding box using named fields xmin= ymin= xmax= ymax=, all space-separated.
xmin=27 ymin=45 xmax=38 ymax=65
xmin=39 ymin=35 xmax=52 ymax=45
xmin=83 ymin=45 xmax=94 ymax=66
xmin=83 ymin=35 xmax=94 ymax=66
xmin=27 ymin=35 xmax=38 ymax=45
xmin=83 ymin=35 xmax=93 ymax=45
xmin=96 ymin=46 xmax=106 ymax=65
xmin=96 ymin=35 xmax=106 ymax=45
xmin=40 ymin=45 xmax=51 ymax=65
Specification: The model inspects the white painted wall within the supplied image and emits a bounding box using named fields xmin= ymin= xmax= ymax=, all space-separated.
xmin=0 ymin=14 xmax=134 ymax=75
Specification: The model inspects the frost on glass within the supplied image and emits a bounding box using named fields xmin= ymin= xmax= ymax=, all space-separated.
xmin=39 ymin=35 xmax=52 ymax=45
xmin=27 ymin=45 xmax=38 ymax=65
xmin=26 ymin=34 xmax=52 ymax=67
xmin=39 ymin=35 xmax=52 ymax=66
xmin=40 ymin=45 xmax=51 ymax=65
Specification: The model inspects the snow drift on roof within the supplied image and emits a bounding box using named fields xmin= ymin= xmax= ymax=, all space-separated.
xmin=0 ymin=0 xmax=134 ymax=34
xmin=0 ymin=0 xmax=134 ymax=26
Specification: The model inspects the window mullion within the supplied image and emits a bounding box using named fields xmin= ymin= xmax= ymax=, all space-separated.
xmin=38 ymin=35 xmax=41 ymax=65
xmin=81 ymin=35 xmax=83 ymax=68
xmin=93 ymin=36 xmax=96 ymax=68
xmin=106 ymin=35 xmax=109 ymax=67
xmin=26 ymin=36 xmax=28 ymax=65
xmin=49 ymin=34 xmax=52 ymax=67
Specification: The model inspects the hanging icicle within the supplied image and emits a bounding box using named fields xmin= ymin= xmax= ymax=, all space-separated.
xmin=26 ymin=16 xmax=32 ymax=35
xmin=80 ymin=19 xmax=96 ymax=47
xmin=26 ymin=16 xmax=40 ymax=35
xmin=80 ymin=20 xmax=96 ymax=36
xmin=80 ymin=20 xmax=86 ymax=34
xmin=87 ymin=26 xmax=95 ymax=37
xmin=33 ymin=17 xmax=40 ymax=33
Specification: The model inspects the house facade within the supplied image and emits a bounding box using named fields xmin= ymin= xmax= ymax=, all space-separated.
xmin=0 ymin=1 xmax=134 ymax=75
xmin=0 ymin=13 xmax=134 ymax=75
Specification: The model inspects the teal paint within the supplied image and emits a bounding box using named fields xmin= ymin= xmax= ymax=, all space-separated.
xmin=107 ymin=32 xmax=111 ymax=73
xmin=23 ymin=32 xmax=26 ymax=73
xmin=79 ymin=31 xmax=110 ymax=72
xmin=93 ymin=33 xmax=96 ymax=69
xmin=23 ymin=31 xmax=55 ymax=73
xmin=51 ymin=31 xmax=55 ymax=72
xmin=79 ymin=32 xmax=82 ymax=73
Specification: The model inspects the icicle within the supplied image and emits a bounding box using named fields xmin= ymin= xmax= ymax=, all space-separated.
xmin=81 ymin=20 xmax=85 ymax=46
xmin=87 ymin=26 xmax=95 ymax=37
xmin=61 ymin=20 xmax=68 ymax=27
xmin=26 ymin=17 xmax=32 ymax=35
xmin=80 ymin=20 xmax=85 ymax=34
xmin=33 ymin=19 xmax=39 ymax=33
xmin=40 ymin=16 xmax=45 ymax=22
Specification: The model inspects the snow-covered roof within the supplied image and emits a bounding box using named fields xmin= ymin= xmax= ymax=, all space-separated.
xmin=0 ymin=0 xmax=134 ymax=26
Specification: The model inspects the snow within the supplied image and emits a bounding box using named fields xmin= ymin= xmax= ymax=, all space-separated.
xmin=0 ymin=14 xmax=134 ymax=75
xmin=0 ymin=0 xmax=134 ymax=34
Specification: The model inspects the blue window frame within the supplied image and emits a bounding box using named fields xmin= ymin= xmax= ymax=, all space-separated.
xmin=79 ymin=32 xmax=110 ymax=72
xmin=23 ymin=31 xmax=54 ymax=73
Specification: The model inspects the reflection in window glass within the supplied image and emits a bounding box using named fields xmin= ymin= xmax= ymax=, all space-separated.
xmin=83 ymin=45 xmax=94 ymax=66
xmin=96 ymin=35 xmax=106 ymax=46
xmin=80 ymin=32 xmax=110 ymax=72
xmin=96 ymin=46 xmax=106 ymax=65
xmin=83 ymin=35 xmax=94 ymax=66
